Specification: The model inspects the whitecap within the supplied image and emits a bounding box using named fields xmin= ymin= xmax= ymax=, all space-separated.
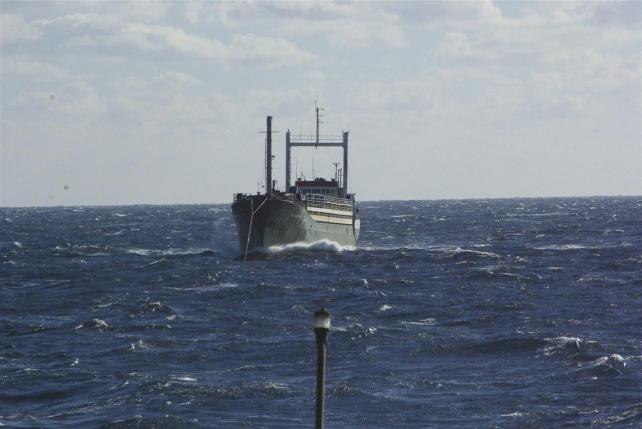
xmin=129 ymin=340 xmax=149 ymax=352
xmin=534 ymin=244 xmax=587 ymax=251
xmin=538 ymin=336 xmax=597 ymax=356
xmin=128 ymin=248 xmax=153 ymax=256
xmin=75 ymin=318 xmax=110 ymax=330
xmin=262 ymin=382 xmax=290 ymax=392
xmin=171 ymin=375 xmax=197 ymax=382
xmin=429 ymin=246 xmax=501 ymax=258
xmin=257 ymin=239 xmax=355 ymax=254
xmin=113 ymin=213 xmax=127 ymax=217
xmin=379 ymin=304 xmax=392 ymax=311
xmin=128 ymin=247 xmax=212 ymax=256
xmin=592 ymin=404 xmax=642 ymax=425
xmin=578 ymin=354 xmax=627 ymax=374
xmin=12 ymin=241 xmax=23 ymax=248
xmin=402 ymin=318 xmax=436 ymax=326
xmin=501 ymin=412 xmax=529 ymax=417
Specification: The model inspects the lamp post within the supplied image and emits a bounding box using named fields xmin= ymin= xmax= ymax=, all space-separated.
xmin=314 ymin=308 xmax=331 ymax=429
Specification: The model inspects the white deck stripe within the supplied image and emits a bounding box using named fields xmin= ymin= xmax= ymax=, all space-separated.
xmin=310 ymin=214 xmax=354 ymax=225
xmin=306 ymin=206 xmax=353 ymax=216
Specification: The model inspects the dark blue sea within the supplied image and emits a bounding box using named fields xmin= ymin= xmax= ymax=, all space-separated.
xmin=1 ymin=197 xmax=641 ymax=428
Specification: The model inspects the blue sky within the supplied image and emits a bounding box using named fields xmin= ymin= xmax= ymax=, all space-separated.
xmin=1 ymin=1 xmax=640 ymax=206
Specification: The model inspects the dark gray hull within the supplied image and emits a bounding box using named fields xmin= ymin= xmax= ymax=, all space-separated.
xmin=232 ymin=195 xmax=359 ymax=252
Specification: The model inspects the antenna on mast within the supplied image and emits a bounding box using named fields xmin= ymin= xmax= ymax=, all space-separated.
xmin=333 ymin=162 xmax=340 ymax=182
xmin=315 ymin=101 xmax=324 ymax=149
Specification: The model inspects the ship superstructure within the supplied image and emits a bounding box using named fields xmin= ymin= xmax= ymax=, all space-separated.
xmin=232 ymin=108 xmax=359 ymax=256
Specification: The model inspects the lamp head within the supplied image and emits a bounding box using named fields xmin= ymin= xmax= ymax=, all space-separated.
xmin=313 ymin=307 xmax=331 ymax=331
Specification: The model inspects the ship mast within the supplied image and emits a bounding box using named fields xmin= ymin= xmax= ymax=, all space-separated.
xmin=265 ymin=116 xmax=272 ymax=194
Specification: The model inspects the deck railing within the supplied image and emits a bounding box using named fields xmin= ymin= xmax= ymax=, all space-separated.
xmin=304 ymin=194 xmax=354 ymax=214
xmin=290 ymin=133 xmax=344 ymax=144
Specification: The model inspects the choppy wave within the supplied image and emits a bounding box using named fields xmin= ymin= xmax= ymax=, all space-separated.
xmin=577 ymin=354 xmax=627 ymax=374
xmin=255 ymin=239 xmax=355 ymax=254
xmin=127 ymin=247 xmax=214 ymax=256
xmin=537 ymin=336 xmax=598 ymax=356
xmin=2 ymin=199 xmax=640 ymax=428
xmin=74 ymin=318 xmax=110 ymax=331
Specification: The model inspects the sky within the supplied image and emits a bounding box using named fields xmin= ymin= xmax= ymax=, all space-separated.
xmin=1 ymin=0 xmax=640 ymax=206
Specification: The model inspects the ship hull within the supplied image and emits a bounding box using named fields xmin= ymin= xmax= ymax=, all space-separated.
xmin=232 ymin=195 xmax=359 ymax=252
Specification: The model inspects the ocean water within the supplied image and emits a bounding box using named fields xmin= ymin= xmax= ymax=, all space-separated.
xmin=1 ymin=197 xmax=641 ymax=428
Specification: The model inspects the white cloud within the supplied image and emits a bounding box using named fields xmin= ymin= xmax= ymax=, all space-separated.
xmin=0 ymin=13 xmax=42 ymax=45
xmin=13 ymin=80 xmax=106 ymax=119
xmin=184 ymin=1 xmax=204 ymax=24
xmin=381 ymin=0 xmax=503 ymax=23
xmin=217 ymin=1 xmax=407 ymax=48
xmin=64 ymin=21 xmax=315 ymax=67
xmin=1 ymin=57 xmax=70 ymax=81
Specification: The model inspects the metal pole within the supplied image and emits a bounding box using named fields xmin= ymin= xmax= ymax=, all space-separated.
xmin=286 ymin=130 xmax=291 ymax=190
xmin=266 ymin=116 xmax=272 ymax=195
xmin=342 ymin=131 xmax=348 ymax=197
xmin=313 ymin=308 xmax=330 ymax=429
xmin=315 ymin=336 xmax=327 ymax=429
xmin=315 ymin=106 xmax=319 ymax=147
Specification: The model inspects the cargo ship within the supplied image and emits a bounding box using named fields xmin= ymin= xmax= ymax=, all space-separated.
xmin=232 ymin=108 xmax=359 ymax=256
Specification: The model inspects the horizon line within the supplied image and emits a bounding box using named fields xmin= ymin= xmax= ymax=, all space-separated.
xmin=1 ymin=193 xmax=640 ymax=209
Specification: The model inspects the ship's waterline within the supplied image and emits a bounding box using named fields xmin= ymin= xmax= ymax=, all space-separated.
xmin=232 ymin=195 xmax=359 ymax=251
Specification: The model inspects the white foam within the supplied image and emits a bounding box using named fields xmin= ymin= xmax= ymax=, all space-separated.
xmin=579 ymin=354 xmax=627 ymax=374
xmin=257 ymin=239 xmax=355 ymax=254
xmin=403 ymin=318 xmax=437 ymax=326
xmin=379 ymin=304 xmax=392 ymax=311
xmin=446 ymin=247 xmax=500 ymax=258
xmin=128 ymin=247 xmax=211 ymax=256
xmin=167 ymin=282 xmax=239 ymax=292
xmin=129 ymin=339 xmax=149 ymax=352
xmin=128 ymin=248 xmax=153 ymax=256
xmin=172 ymin=376 xmax=197 ymax=382
xmin=538 ymin=336 xmax=582 ymax=355
xmin=75 ymin=318 xmax=110 ymax=330
xmin=210 ymin=215 xmax=239 ymax=257
xmin=501 ymin=412 xmax=528 ymax=417
xmin=534 ymin=244 xmax=587 ymax=251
